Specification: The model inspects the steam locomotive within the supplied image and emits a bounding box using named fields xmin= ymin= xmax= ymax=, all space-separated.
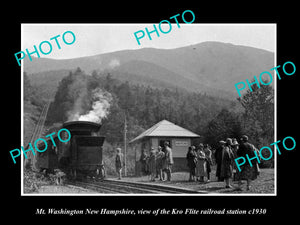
xmin=36 ymin=121 xmax=106 ymax=179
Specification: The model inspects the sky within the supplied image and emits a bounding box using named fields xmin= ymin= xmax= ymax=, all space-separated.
xmin=22 ymin=23 xmax=276 ymax=59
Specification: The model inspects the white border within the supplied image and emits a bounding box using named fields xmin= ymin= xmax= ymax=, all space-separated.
xmin=21 ymin=23 xmax=277 ymax=196
xmin=274 ymin=24 xmax=277 ymax=196
xmin=21 ymin=23 xmax=24 ymax=194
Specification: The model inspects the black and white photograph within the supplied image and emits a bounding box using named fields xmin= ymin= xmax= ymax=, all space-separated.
xmin=21 ymin=23 xmax=276 ymax=196
xmin=3 ymin=5 xmax=298 ymax=220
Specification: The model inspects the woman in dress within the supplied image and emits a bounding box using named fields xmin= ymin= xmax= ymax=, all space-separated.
xmin=196 ymin=144 xmax=207 ymax=182
xmin=203 ymin=144 xmax=213 ymax=182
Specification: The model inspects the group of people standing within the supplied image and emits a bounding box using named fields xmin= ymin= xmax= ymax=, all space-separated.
xmin=186 ymin=144 xmax=212 ymax=182
xmin=140 ymin=141 xmax=174 ymax=181
xmin=116 ymin=135 xmax=260 ymax=191
xmin=189 ymin=135 xmax=260 ymax=190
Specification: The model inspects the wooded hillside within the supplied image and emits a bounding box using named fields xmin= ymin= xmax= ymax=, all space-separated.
xmin=45 ymin=68 xmax=274 ymax=157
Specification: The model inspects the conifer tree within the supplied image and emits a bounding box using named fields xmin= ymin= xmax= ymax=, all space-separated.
xmin=237 ymin=79 xmax=274 ymax=146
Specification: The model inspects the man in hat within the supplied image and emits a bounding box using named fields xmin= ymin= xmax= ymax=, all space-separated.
xmin=148 ymin=147 xmax=157 ymax=181
xmin=115 ymin=148 xmax=124 ymax=180
xmin=140 ymin=148 xmax=148 ymax=175
xmin=162 ymin=141 xmax=174 ymax=181
xmin=220 ymin=138 xmax=234 ymax=188
xmin=236 ymin=135 xmax=260 ymax=191
xmin=156 ymin=146 xmax=165 ymax=181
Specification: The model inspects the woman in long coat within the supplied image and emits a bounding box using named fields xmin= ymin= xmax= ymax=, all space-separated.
xmin=215 ymin=141 xmax=225 ymax=181
xmin=186 ymin=146 xmax=197 ymax=181
xmin=236 ymin=135 xmax=260 ymax=190
xmin=196 ymin=144 xmax=207 ymax=182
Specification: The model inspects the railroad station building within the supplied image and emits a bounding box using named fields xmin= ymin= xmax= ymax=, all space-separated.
xmin=129 ymin=120 xmax=200 ymax=174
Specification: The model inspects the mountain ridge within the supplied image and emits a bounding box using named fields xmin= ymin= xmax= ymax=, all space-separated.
xmin=25 ymin=41 xmax=274 ymax=99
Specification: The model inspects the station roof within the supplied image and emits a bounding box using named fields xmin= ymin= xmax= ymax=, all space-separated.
xmin=129 ymin=120 xmax=200 ymax=143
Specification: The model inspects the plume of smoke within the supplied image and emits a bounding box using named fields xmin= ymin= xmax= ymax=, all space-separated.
xmin=66 ymin=71 xmax=113 ymax=123
xmin=77 ymin=88 xmax=113 ymax=123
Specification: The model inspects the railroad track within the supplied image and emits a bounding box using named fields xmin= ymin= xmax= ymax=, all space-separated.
xmin=67 ymin=179 xmax=207 ymax=194
xmin=25 ymin=100 xmax=51 ymax=168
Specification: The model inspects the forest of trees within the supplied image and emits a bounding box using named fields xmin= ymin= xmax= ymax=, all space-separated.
xmin=24 ymin=68 xmax=274 ymax=170
xmin=24 ymin=67 xmax=274 ymax=171
xmin=24 ymin=72 xmax=45 ymax=108
xmin=44 ymin=68 xmax=274 ymax=159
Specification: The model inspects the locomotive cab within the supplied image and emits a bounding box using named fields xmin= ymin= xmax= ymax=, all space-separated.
xmin=61 ymin=121 xmax=105 ymax=179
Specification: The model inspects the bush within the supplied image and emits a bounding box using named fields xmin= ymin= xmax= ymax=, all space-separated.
xmin=23 ymin=168 xmax=67 ymax=193
xmin=256 ymin=137 xmax=274 ymax=168
xmin=23 ymin=169 xmax=48 ymax=193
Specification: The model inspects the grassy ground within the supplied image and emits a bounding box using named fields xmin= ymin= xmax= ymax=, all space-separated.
xmin=123 ymin=168 xmax=275 ymax=194
xmin=24 ymin=169 xmax=97 ymax=194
